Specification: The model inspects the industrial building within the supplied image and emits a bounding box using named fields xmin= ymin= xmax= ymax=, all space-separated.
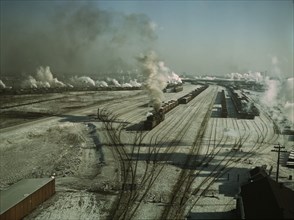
xmin=237 ymin=167 xmax=294 ymax=219
xmin=0 ymin=178 xmax=55 ymax=220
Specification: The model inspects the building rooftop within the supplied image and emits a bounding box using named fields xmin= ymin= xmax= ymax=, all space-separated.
xmin=0 ymin=178 xmax=54 ymax=214
xmin=240 ymin=175 xmax=294 ymax=219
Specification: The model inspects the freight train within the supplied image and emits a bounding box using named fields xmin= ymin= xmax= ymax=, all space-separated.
xmin=144 ymin=85 xmax=209 ymax=130
xmin=144 ymin=108 xmax=165 ymax=130
xmin=163 ymin=84 xmax=184 ymax=93
xmin=229 ymin=88 xmax=260 ymax=119
xmin=220 ymin=89 xmax=228 ymax=118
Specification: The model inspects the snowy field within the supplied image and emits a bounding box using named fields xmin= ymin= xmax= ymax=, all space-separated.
xmin=0 ymin=84 xmax=293 ymax=219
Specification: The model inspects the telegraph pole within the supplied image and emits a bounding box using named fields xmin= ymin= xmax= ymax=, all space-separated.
xmin=271 ymin=143 xmax=287 ymax=182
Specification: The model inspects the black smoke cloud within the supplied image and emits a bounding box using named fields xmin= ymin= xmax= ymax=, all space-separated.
xmin=1 ymin=2 xmax=156 ymax=78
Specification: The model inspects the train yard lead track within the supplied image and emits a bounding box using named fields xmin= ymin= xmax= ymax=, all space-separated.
xmin=160 ymin=87 xmax=218 ymax=220
xmin=97 ymin=85 xmax=281 ymax=220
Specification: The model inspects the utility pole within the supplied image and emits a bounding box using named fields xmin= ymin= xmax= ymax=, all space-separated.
xmin=271 ymin=143 xmax=287 ymax=182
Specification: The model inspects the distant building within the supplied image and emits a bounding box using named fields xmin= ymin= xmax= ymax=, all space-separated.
xmin=237 ymin=167 xmax=294 ymax=219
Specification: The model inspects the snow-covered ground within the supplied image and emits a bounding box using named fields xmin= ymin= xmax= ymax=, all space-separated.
xmin=0 ymin=84 xmax=293 ymax=219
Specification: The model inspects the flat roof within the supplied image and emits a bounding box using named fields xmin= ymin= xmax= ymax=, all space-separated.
xmin=0 ymin=178 xmax=54 ymax=215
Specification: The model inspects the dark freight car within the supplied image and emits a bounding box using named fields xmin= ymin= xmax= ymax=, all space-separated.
xmin=220 ymin=90 xmax=228 ymax=118
xmin=173 ymin=85 xmax=183 ymax=92
xmin=229 ymin=88 xmax=259 ymax=119
xmin=178 ymin=85 xmax=208 ymax=104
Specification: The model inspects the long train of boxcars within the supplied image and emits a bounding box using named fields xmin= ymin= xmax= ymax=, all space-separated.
xmin=144 ymin=85 xmax=209 ymax=130
xmin=163 ymin=85 xmax=184 ymax=93
xmin=229 ymin=87 xmax=259 ymax=119
xmin=220 ymin=89 xmax=228 ymax=118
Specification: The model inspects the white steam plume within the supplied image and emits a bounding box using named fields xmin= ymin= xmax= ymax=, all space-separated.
xmin=226 ymin=71 xmax=264 ymax=82
xmin=129 ymin=79 xmax=142 ymax=87
xmin=70 ymin=76 xmax=96 ymax=87
xmin=261 ymin=78 xmax=280 ymax=107
xmin=0 ymin=80 xmax=6 ymax=89
xmin=260 ymin=56 xmax=294 ymax=127
xmin=261 ymin=77 xmax=294 ymax=126
xmin=137 ymin=51 xmax=168 ymax=111
xmin=95 ymin=80 xmax=108 ymax=87
xmin=282 ymin=78 xmax=294 ymax=124
xmin=158 ymin=61 xmax=182 ymax=84
xmin=121 ymin=83 xmax=132 ymax=88
xmin=112 ymin=79 xmax=121 ymax=87
xmin=106 ymin=77 xmax=122 ymax=87
xmin=21 ymin=66 xmax=66 ymax=89
xmin=121 ymin=79 xmax=142 ymax=87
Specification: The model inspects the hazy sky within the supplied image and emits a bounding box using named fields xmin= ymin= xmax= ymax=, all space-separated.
xmin=1 ymin=0 xmax=293 ymax=77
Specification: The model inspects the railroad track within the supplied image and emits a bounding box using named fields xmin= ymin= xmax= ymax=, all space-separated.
xmin=160 ymin=87 xmax=218 ymax=219
xmin=126 ymin=99 xmax=211 ymax=218
xmin=182 ymin=96 xmax=281 ymax=218
xmin=184 ymin=110 xmax=279 ymax=217
xmin=97 ymin=110 xmax=139 ymax=220
xmin=99 ymin=85 xmax=275 ymax=220
xmin=185 ymin=123 xmax=251 ymax=217
xmin=120 ymin=86 xmax=219 ymax=219
xmin=163 ymin=112 xmax=251 ymax=218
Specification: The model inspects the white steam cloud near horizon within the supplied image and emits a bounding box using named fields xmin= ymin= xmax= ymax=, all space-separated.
xmin=18 ymin=66 xmax=143 ymax=89
xmin=226 ymin=71 xmax=264 ymax=82
xmin=21 ymin=66 xmax=66 ymax=89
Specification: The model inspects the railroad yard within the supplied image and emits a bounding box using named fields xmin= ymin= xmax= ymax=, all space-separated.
xmin=1 ymin=83 xmax=293 ymax=219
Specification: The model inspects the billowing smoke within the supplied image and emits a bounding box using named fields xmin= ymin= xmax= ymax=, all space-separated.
xmin=261 ymin=78 xmax=280 ymax=107
xmin=282 ymin=78 xmax=294 ymax=124
xmin=137 ymin=51 xmax=166 ymax=111
xmin=260 ymin=56 xmax=294 ymax=127
xmin=0 ymin=80 xmax=6 ymax=89
xmin=261 ymin=77 xmax=294 ymax=127
xmin=106 ymin=77 xmax=121 ymax=87
xmin=1 ymin=2 xmax=157 ymax=77
xmin=95 ymin=80 xmax=108 ymax=87
xmin=70 ymin=76 xmax=96 ymax=87
xmin=121 ymin=83 xmax=132 ymax=88
xmin=112 ymin=79 xmax=121 ymax=87
xmin=137 ymin=51 xmax=181 ymax=111
xmin=106 ymin=78 xmax=141 ymax=88
xmin=226 ymin=71 xmax=264 ymax=82
xmin=129 ymin=79 xmax=142 ymax=87
xmin=158 ymin=61 xmax=182 ymax=84
xmin=21 ymin=66 xmax=66 ymax=89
